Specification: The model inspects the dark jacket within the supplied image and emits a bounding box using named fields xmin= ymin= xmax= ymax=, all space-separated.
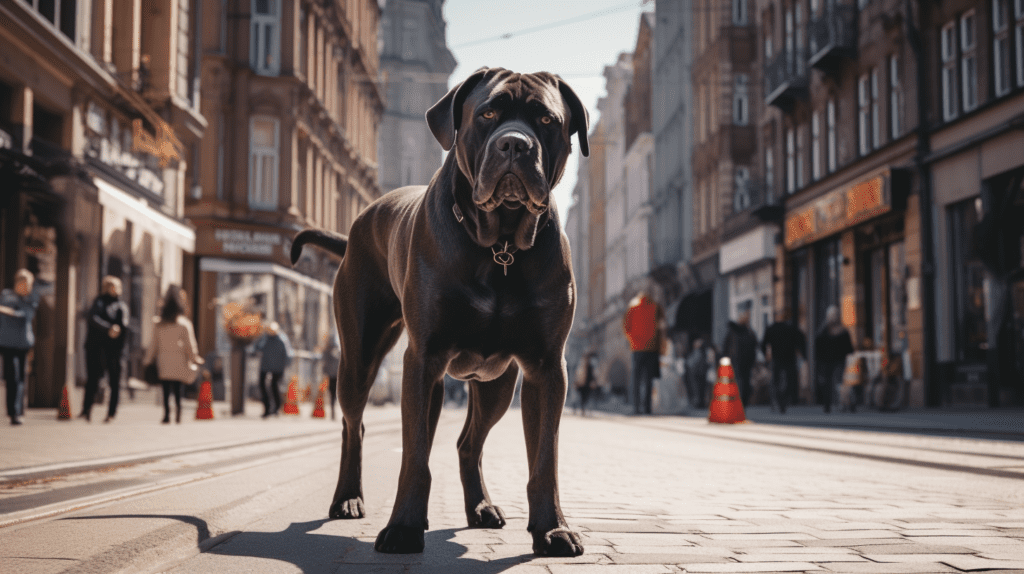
xmin=815 ymin=327 xmax=854 ymax=366
xmin=322 ymin=341 xmax=340 ymax=379
xmin=722 ymin=321 xmax=758 ymax=373
xmin=85 ymin=294 xmax=129 ymax=349
xmin=255 ymin=331 xmax=294 ymax=373
xmin=761 ymin=321 xmax=806 ymax=365
xmin=0 ymin=287 xmax=42 ymax=350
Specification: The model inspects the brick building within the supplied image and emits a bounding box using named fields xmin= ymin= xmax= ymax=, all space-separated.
xmin=189 ymin=0 xmax=384 ymax=389
xmin=0 ymin=0 xmax=205 ymax=406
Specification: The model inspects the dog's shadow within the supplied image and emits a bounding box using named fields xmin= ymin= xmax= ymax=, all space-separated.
xmin=64 ymin=515 xmax=536 ymax=573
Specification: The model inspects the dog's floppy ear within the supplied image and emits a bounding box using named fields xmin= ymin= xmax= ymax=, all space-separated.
xmin=426 ymin=68 xmax=490 ymax=151
xmin=558 ymin=80 xmax=590 ymax=157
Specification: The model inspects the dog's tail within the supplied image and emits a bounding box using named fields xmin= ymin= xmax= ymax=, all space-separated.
xmin=290 ymin=229 xmax=348 ymax=265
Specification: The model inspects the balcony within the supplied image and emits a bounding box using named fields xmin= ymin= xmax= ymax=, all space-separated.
xmin=809 ymin=4 xmax=858 ymax=72
xmin=764 ymin=48 xmax=808 ymax=111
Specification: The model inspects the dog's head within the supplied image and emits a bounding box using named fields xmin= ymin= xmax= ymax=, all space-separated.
xmin=426 ymin=67 xmax=589 ymax=251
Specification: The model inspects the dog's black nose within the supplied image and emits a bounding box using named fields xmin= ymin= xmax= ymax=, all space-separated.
xmin=495 ymin=131 xmax=533 ymax=159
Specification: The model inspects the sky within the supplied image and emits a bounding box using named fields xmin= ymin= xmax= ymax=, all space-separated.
xmin=440 ymin=0 xmax=654 ymax=221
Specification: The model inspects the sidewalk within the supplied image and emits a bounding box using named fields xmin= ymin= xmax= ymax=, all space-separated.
xmin=0 ymin=388 xmax=401 ymax=476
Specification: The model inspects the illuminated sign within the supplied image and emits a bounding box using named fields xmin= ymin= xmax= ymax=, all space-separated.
xmin=785 ymin=171 xmax=894 ymax=249
xmin=132 ymin=119 xmax=183 ymax=167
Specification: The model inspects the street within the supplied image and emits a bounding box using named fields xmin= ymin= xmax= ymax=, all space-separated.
xmin=2 ymin=397 xmax=1024 ymax=574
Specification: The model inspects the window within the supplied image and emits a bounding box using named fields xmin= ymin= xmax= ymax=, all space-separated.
xmin=826 ymin=99 xmax=837 ymax=172
xmin=765 ymin=148 xmax=775 ymax=202
xmin=811 ymin=112 xmax=822 ymax=181
xmin=889 ymin=55 xmax=902 ymax=139
xmin=734 ymin=167 xmax=751 ymax=212
xmin=733 ymin=74 xmax=749 ymax=125
xmin=249 ymin=116 xmax=279 ymax=209
xmin=796 ymin=124 xmax=805 ymax=189
xmin=299 ymin=7 xmax=308 ymax=78
xmin=733 ymin=0 xmax=748 ymax=25
xmin=795 ymin=3 xmax=805 ymax=75
xmin=785 ymin=8 xmax=794 ymax=72
xmin=251 ymin=0 xmax=280 ymax=75
xmin=786 ymin=127 xmax=796 ymax=194
xmin=871 ymin=67 xmax=881 ymax=149
xmin=941 ymin=21 xmax=958 ymax=120
xmin=1016 ymin=0 xmax=1024 ymax=87
xmin=961 ymin=10 xmax=978 ymax=111
xmin=216 ymin=114 xmax=225 ymax=201
xmin=994 ymin=0 xmax=1012 ymax=96
xmin=858 ymin=74 xmax=870 ymax=156
xmin=22 ymin=0 xmax=75 ymax=39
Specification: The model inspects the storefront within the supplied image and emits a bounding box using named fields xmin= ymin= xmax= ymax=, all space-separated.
xmin=933 ymin=146 xmax=1024 ymax=406
xmin=191 ymin=219 xmax=340 ymax=397
xmin=783 ymin=168 xmax=917 ymax=406
xmin=719 ymin=225 xmax=776 ymax=339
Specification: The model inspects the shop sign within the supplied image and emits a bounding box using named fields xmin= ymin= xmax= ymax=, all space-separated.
xmin=214 ymin=228 xmax=286 ymax=256
xmin=785 ymin=171 xmax=894 ymax=249
xmin=83 ymin=102 xmax=181 ymax=196
xmin=720 ymin=226 xmax=775 ymax=274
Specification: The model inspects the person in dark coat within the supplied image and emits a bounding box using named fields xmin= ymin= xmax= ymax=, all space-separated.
xmin=80 ymin=276 xmax=129 ymax=423
xmin=685 ymin=337 xmax=711 ymax=410
xmin=722 ymin=312 xmax=758 ymax=406
xmin=761 ymin=309 xmax=807 ymax=414
xmin=321 ymin=332 xmax=340 ymax=420
xmin=0 ymin=269 xmax=48 ymax=425
xmin=814 ymin=305 xmax=854 ymax=413
xmin=254 ymin=321 xmax=294 ymax=418
xmin=573 ymin=351 xmax=598 ymax=416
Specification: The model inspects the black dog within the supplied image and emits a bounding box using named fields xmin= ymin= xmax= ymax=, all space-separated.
xmin=291 ymin=67 xmax=589 ymax=556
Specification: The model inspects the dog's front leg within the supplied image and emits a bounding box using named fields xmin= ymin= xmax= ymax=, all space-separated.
xmin=520 ymin=358 xmax=584 ymax=557
xmin=374 ymin=348 xmax=445 ymax=554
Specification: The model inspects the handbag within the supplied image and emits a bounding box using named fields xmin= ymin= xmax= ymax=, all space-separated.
xmin=144 ymin=361 xmax=159 ymax=386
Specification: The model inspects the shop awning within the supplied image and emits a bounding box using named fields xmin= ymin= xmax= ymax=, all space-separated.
xmin=94 ymin=176 xmax=195 ymax=252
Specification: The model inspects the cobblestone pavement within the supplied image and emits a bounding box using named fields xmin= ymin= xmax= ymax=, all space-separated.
xmin=156 ymin=407 xmax=1024 ymax=574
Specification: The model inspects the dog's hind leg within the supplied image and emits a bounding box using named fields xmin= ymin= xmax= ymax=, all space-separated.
xmin=329 ymin=310 xmax=403 ymax=521
xmin=457 ymin=364 xmax=519 ymax=529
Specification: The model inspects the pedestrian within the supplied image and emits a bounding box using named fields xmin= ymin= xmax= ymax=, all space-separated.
xmin=254 ymin=321 xmax=293 ymax=418
xmin=321 ymin=332 xmax=340 ymax=420
xmin=684 ymin=337 xmax=710 ymax=410
xmin=814 ymin=305 xmax=854 ymax=414
xmin=0 ymin=269 xmax=48 ymax=425
xmin=761 ymin=309 xmax=807 ymax=414
xmin=722 ymin=311 xmax=758 ymax=406
xmin=573 ymin=351 xmax=598 ymax=416
xmin=622 ymin=291 xmax=665 ymax=415
xmin=79 ymin=276 xmax=129 ymax=423
xmin=143 ymin=286 xmax=202 ymax=424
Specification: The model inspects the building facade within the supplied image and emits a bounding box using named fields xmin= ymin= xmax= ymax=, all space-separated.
xmin=378 ymin=0 xmax=455 ymax=192
xmin=757 ymin=0 xmax=925 ymax=406
xmin=923 ymin=0 xmax=1024 ymax=406
xmin=0 ymin=0 xmax=204 ymax=406
xmin=190 ymin=0 xmax=384 ymax=389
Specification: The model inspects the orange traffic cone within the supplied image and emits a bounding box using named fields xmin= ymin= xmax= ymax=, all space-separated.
xmin=282 ymin=376 xmax=300 ymax=415
xmin=708 ymin=357 xmax=747 ymax=424
xmin=196 ymin=379 xmax=215 ymax=420
xmin=311 ymin=376 xmax=328 ymax=419
xmin=57 ymin=384 xmax=72 ymax=421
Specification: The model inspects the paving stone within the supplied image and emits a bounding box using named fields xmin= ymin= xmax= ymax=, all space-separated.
xmin=606 ymin=553 xmax=734 ymax=565
xmin=704 ymin=532 xmax=819 ymax=541
xmin=860 ymin=553 xmax=978 ymax=563
xmin=849 ymin=544 xmax=973 ymax=554
xmin=800 ymin=538 xmax=914 ymax=548
xmin=902 ymin=536 xmax=1024 ymax=546
xmin=732 ymin=553 xmax=870 ymax=562
xmin=819 ymin=562 xmax=959 ymax=573
xmin=807 ymin=530 xmax=904 ymax=540
xmin=898 ymin=529 xmax=1003 ymax=537
xmin=939 ymin=556 xmax=1024 ymax=572
xmin=679 ymin=562 xmax=822 ymax=572
xmin=547 ymin=565 xmax=673 ymax=573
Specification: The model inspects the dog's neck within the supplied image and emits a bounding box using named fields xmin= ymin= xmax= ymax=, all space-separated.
xmin=436 ymin=153 xmax=551 ymax=259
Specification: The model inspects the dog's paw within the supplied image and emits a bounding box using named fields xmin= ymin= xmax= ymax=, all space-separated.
xmin=467 ymin=501 xmax=506 ymax=529
xmin=532 ymin=527 xmax=584 ymax=557
xmin=328 ymin=497 xmax=365 ymax=519
xmin=374 ymin=524 xmax=425 ymax=554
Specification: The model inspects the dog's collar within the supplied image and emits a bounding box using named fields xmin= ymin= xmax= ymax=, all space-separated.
xmin=453 ymin=203 xmax=519 ymax=275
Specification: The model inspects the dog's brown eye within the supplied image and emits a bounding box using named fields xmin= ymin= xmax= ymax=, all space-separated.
xmin=540 ymin=116 xmax=553 ymax=125
xmin=482 ymin=110 xmax=496 ymax=120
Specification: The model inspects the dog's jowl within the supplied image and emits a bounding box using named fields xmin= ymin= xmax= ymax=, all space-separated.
xmin=291 ymin=68 xmax=589 ymax=557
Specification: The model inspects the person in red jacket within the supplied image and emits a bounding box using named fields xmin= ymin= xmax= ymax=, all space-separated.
xmin=622 ymin=291 xmax=665 ymax=415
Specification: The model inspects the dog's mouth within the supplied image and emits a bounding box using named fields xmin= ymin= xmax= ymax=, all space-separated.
xmin=477 ymin=173 xmax=547 ymax=214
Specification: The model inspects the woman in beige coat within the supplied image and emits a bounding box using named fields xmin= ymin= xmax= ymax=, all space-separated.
xmin=144 ymin=286 xmax=202 ymax=423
